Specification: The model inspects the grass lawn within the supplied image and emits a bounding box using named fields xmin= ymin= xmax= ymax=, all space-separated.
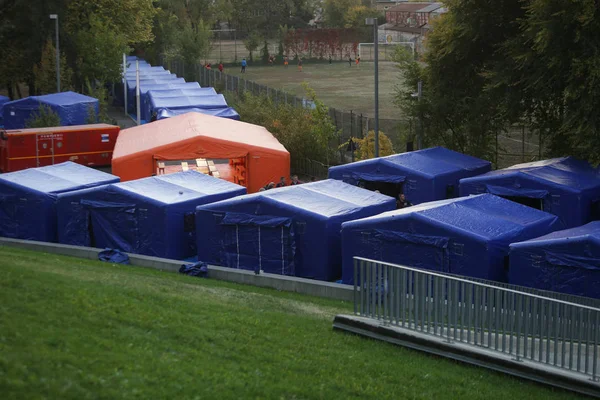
xmin=0 ymin=247 xmax=581 ymax=399
xmin=227 ymin=61 xmax=403 ymax=120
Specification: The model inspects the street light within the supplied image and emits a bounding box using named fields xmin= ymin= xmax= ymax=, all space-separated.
xmin=366 ymin=17 xmax=379 ymax=157
xmin=49 ymin=14 xmax=60 ymax=92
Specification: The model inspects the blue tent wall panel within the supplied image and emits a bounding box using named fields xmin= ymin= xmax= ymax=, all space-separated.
xmin=460 ymin=157 xmax=600 ymax=228
xmin=0 ymin=162 xmax=119 ymax=242
xmin=57 ymin=171 xmax=246 ymax=260
xmin=328 ymin=147 xmax=491 ymax=205
xmin=340 ymin=194 xmax=563 ymax=285
xmin=196 ymin=180 xmax=397 ymax=281
xmin=3 ymin=92 xmax=99 ymax=129
xmin=509 ymin=221 xmax=600 ymax=299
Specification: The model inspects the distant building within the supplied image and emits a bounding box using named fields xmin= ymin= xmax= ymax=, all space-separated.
xmin=375 ymin=0 xmax=409 ymax=12
xmin=378 ymin=2 xmax=447 ymax=55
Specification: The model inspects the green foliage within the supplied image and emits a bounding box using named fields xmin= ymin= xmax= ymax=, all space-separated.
xmin=343 ymin=5 xmax=383 ymax=28
xmin=395 ymin=0 xmax=600 ymax=164
xmin=75 ymin=14 xmax=129 ymax=85
xmin=342 ymin=131 xmax=395 ymax=160
xmin=244 ymin=33 xmax=262 ymax=62
xmin=324 ymin=0 xmax=361 ymax=28
xmin=261 ymin=40 xmax=270 ymax=64
xmin=226 ymin=85 xmax=339 ymax=165
xmin=180 ymin=17 xmax=212 ymax=70
xmin=25 ymin=104 xmax=61 ymax=128
xmin=85 ymin=80 xmax=116 ymax=125
xmin=33 ymin=39 xmax=73 ymax=95
xmin=66 ymin=0 xmax=156 ymax=45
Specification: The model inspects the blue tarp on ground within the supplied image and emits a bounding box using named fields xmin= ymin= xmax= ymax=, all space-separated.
xmin=509 ymin=221 xmax=600 ymax=299
xmin=0 ymin=162 xmax=119 ymax=242
xmin=340 ymin=194 xmax=563 ymax=285
xmin=328 ymin=147 xmax=491 ymax=204
xmin=143 ymin=88 xmax=217 ymax=121
xmin=57 ymin=171 xmax=247 ymax=260
xmin=459 ymin=157 xmax=600 ymax=228
xmin=195 ymin=179 xmax=397 ymax=281
xmin=156 ymin=108 xmax=240 ymax=121
xmin=2 ymin=92 xmax=99 ymax=129
xmin=0 ymin=95 xmax=10 ymax=125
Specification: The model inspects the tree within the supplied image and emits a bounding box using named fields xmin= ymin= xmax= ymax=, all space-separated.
xmin=343 ymin=131 xmax=394 ymax=160
xmin=65 ymin=0 xmax=156 ymax=45
xmin=343 ymin=5 xmax=382 ymax=28
xmin=25 ymin=104 xmax=61 ymax=128
xmin=261 ymin=40 xmax=270 ymax=63
xmin=74 ymin=14 xmax=129 ymax=86
xmin=324 ymin=0 xmax=360 ymax=28
xmin=33 ymin=39 xmax=73 ymax=94
xmin=394 ymin=0 xmax=524 ymax=161
xmin=244 ymin=33 xmax=261 ymax=62
xmin=179 ymin=18 xmax=212 ymax=73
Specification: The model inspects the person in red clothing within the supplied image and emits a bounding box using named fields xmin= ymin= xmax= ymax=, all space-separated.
xmin=205 ymin=63 xmax=211 ymax=70
xmin=218 ymin=62 xmax=224 ymax=72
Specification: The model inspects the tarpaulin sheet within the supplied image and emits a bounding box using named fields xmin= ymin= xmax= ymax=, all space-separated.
xmin=156 ymin=107 xmax=240 ymax=121
xmin=0 ymin=161 xmax=119 ymax=242
xmin=196 ymin=179 xmax=396 ymax=281
xmin=143 ymin=88 xmax=217 ymax=121
xmin=126 ymin=77 xmax=185 ymax=110
xmin=57 ymin=171 xmax=246 ymax=260
xmin=340 ymin=193 xmax=563 ymax=285
xmin=3 ymin=92 xmax=99 ymax=129
xmin=0 ymin=95 xmax=9 ymax=124
xmin=509 ymin=221 xmax=600 ymax=299
xmin=460 ymin=157 xmax=600 ymax=228
xmin=148 ymin=95 xmax=228 ymax=120
xmin=329 ymin=147 xmax=491 ymax=204
xmin=112 ymin=112 xmax=290 ymax=193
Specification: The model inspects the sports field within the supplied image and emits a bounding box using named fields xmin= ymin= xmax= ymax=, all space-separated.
xmin=0 ymin=246 xmax=578 ymax=399
xmin=227 ymin=61 xmax=404 ymax=120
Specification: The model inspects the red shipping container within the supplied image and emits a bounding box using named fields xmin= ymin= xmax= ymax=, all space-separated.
xmin=0 ymin=124 xmax=120 ymax=172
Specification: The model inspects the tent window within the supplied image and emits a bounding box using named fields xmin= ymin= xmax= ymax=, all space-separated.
xmin=451 ymin=242 xmax=463 ymax=256
xmin=183 ymin=212 xmax=195 ymax=233
xmin=501 ymin=196 xmax=543 ymax=211
xmin=359 ymin=180 xmax=404 ymax=198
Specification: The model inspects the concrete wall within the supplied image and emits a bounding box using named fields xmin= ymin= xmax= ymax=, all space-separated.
xmin=0 ymin=237 xmax=353 ymax=302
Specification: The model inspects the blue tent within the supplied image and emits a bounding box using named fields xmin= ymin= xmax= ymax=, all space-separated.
xmin=460 ymin=157 xmax=600 ymax=228
xmin=328 ymin=147 xmax=491 ymax=204
xmin=57 ymin=171 xmax=246 ymax=260
xmin=195 ymin=179 xmax=396 ymax=281
xmin=2 ymin=92 xmax=99 ymax=129
xmin=0 ymin=162 xmax=119 ymax=242
xmin=148 ymin=95 xmax=228 ymax=118
xmin=143 ymin=88 xmax=217 ymax=121
xmin=126 ymin=77 xmax=185 ymax=110
xmin=509 ymin=221 xmax=600 ymax=299
xmin=157 ymin=108 xmax=240 ymax=121
xmin=340 ymin=193 xmax=563 ymax=285
xmin=0 ymin=95 xmax=10 ymax=125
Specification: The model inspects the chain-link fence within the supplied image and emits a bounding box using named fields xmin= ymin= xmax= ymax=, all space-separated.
xmin=164 ymin=61 xmax=543 ymax=175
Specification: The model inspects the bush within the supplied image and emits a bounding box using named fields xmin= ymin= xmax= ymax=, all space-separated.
xmin=225 ymin=86 xmax=339 ymax=166
xmin=342 ymin=130 xmax=395 ymax=160
xmin=25 ymin=104 xmax=61 ymax=128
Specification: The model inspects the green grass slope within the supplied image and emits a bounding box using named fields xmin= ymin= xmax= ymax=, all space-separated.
xmin=0 ymin=247 xmax=580 ymax=399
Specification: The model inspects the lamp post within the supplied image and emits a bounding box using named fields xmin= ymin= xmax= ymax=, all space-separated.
xmin=366 ymin=17 xmax=379 ymax=157
xmin=49 ymin=14 xmax=60 ymax=92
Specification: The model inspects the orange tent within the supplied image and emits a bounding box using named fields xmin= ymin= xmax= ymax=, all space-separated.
xmin=111 ymin=112 xmax=289 ymax=193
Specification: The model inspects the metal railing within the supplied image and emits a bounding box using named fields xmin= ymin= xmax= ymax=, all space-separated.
xmin=291 ymin=158 xmax=330 ymax=180
xmin=353 ymin=257 xmax=600 ymax=380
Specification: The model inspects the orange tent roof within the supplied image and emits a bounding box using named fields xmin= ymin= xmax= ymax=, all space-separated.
xmin=111 ymin=112 xmax=290 ymax=193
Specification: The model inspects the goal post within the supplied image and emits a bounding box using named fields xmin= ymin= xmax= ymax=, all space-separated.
xmin=357 ymin=42 xmax=415 ymax=61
